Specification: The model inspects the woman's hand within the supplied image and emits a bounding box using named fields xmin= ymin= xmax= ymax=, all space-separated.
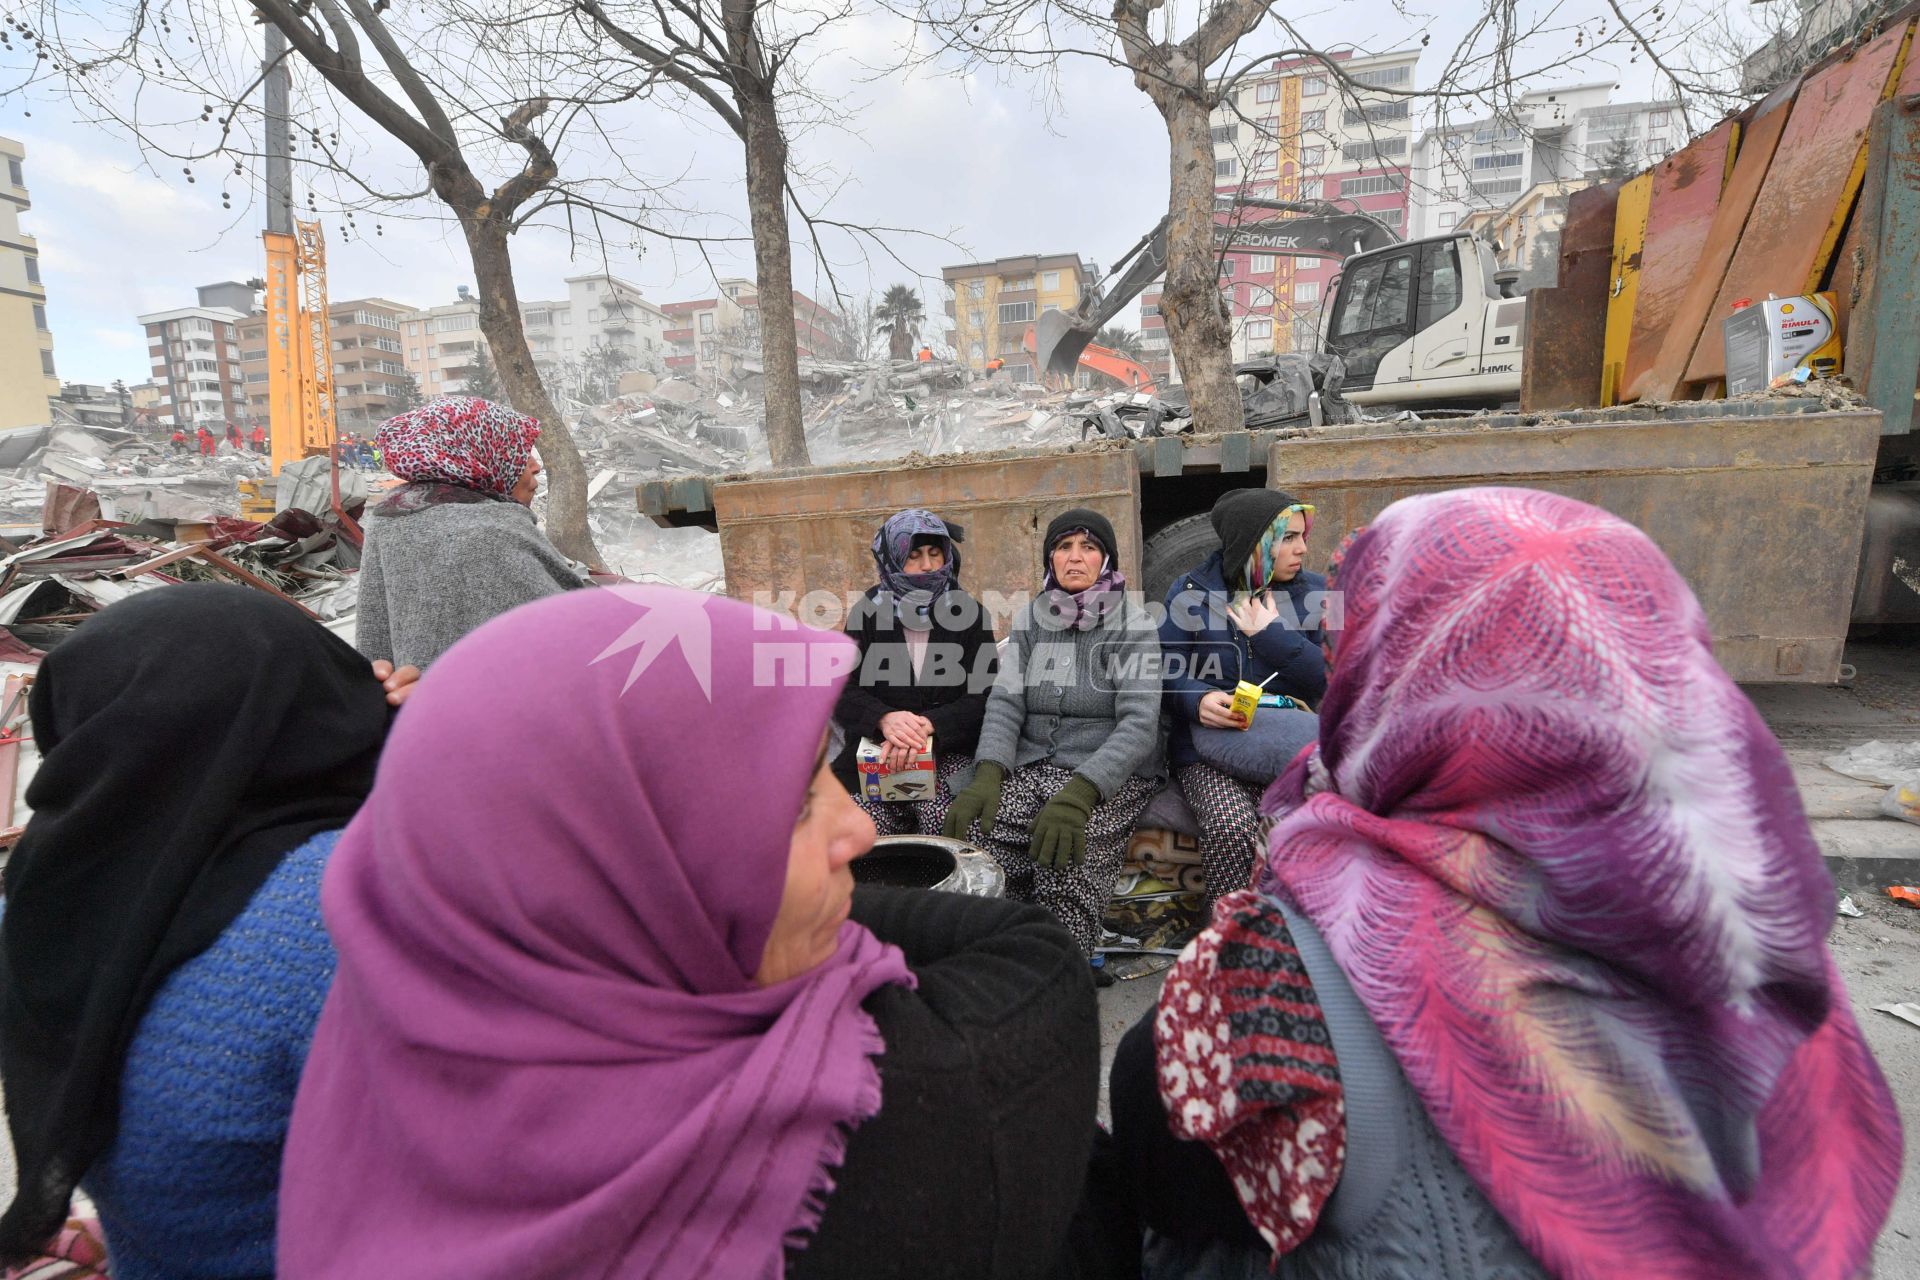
xmin=1197 ymin=690 xmax=1248 ymax=730
xmin=370 ymin=659 xmax=422 ymax=707
xmin=1225 ymin=594 xmax=1280 ymax=638
xmin=879 ymin=710 xmax=933 ymax=752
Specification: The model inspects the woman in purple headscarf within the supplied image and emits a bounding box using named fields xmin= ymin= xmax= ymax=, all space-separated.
xmin=832 ymin=508 xmax=998 ymax=836
xmin=1110 ymin=488 xmax=1902 ymax=1280
xmin=277 ymin=585 xmax=1111 ymax=1279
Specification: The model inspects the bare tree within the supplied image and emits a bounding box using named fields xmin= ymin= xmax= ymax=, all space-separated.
xmin=9 ymin=0 xmax=725 ymax=567
xmin=570 ymin=0 xmax=838 ymax=467
xmin=901 ymin=0 xmax=1697 ymax=431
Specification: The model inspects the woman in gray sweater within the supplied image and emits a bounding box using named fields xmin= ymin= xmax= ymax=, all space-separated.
xmin=355 ymin=396 xmax=582 ymax=669
xmin=944 ymin=508 xmax=1163 ymax=955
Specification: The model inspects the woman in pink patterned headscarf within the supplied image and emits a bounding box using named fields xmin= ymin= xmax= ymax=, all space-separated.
xmin=355 ymin=395 xmax=581 ymax=669
xmin=1113 ymin=487 xmax=1900 ymax=1280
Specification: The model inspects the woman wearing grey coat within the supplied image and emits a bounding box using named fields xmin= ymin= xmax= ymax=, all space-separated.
xmin=944 ymin=508 xmax=1163 ymax=956
xmin=355 ymin=396 xmax=582 ymax=670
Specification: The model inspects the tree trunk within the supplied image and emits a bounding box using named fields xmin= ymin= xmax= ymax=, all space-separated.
xmin=1156 ymin=92 xmax=1245 ymax=432
xmin=738 ymin=91 xmax=811 ymax=469
xmin=889 ymin=326 xmax=911 ymax=362
xmin=458 ymin=214 xmax=606 ymax=569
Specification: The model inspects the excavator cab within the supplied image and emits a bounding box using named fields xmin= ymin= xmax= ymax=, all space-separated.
xmin=1323 ymin=234 xmax=1526 ymax=408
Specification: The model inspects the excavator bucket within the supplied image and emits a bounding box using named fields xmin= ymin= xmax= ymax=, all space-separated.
xmin=1035 ymin=307 xmax=1099 ymax=379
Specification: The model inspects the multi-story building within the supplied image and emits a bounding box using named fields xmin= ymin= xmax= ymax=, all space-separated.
xmin=1163 ymin=48 xmax=1424 ymax=373
xmin=1410 ymin=86 xmax=1681 ymax=239
xmin=708 ymin=277 xmax=854 ymax=363
xmin=238 ymin=297 xmax=413 ymax=432
xmin=940 ymin=254 xmax=1092 ymax=382
xmin=661 ymin=291 xmax=748 ymax=381
xmin=0 ymin=138 xmax=59 ymax=431
xmin=139 ymin=282 xmax=251 ymax=428
xmin=399 ymin=289 xmax=492 ymax=398
xmin=522 ymin=273 xmax=672 ymax=392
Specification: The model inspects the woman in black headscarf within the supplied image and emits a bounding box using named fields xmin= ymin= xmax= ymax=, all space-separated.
xmin=0 ymin=584 xmax=395 ymax=1277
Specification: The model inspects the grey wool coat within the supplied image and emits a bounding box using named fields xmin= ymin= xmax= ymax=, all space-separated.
xmin=967 ymin=595 xmax=1165 ymax=799
xmin=354 ymin=499 xmax=584 ymax=669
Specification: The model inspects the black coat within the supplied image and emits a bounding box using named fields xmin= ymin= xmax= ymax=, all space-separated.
xmin=789 ymin=887 xmax=1108 ymax=1280
xmin=832 ymin=585 xmax=998 ymax=786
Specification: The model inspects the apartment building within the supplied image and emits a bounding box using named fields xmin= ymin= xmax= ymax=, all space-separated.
xmin=1153 ymin=47 xmax=1424 ymax=373
xmin=139 ymin=282 xmax=251 ymax=428
xmin=0 ymin=138 xmax=59 ymax=430
xmin=940 ymin=254 xmax=1092 ymax=382
xmin=661 ymin=292 xmax=748 ymax=380
xmin=399 ymin=290 xmax=492 ymax=398
xmin=707 ymin=277 xmax=854 ymax=363
xmin=237 ymin=297 xmax=413 ymax=432
xmin=1410 ymin=86 xmax=1681 ymax=238
xmin=522 ymin=273 xmax=672 ymax=392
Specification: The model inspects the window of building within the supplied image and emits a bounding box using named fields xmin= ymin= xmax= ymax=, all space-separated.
xmin=1342 ymin=137 xmax=1408 ymax=162
xmin=1377 ymin=208 xmax=1405 ymax=228
xmin=1002 ymin=275 xmax=1034 ymax=291
xmin=1302 ymin=75 xmax=1327 ymax=96
xmin=1256 ymin=81 xmax=1280 ymax=103
xmin=1586 ymin=113 xmax=1632 ymax=138
xmin=563 ymin=337 xmax=573 ymax=350
xmin=40 ymin=349 xmax=54 ymax=377
xmin=969 ymin=340 xmax=984 ymax=361
xmin=586 ymin=281 xmax=599 ymax=292
xmin=1342 ymin=100 xmax=1411 ymax=126
xmin=24 ymin=256 xmax=38 ymax=285
xmin=998 ymin=301 xmax=1034 ymax=324
xmin=1216 ymin=157 xmax=1238 ymax=178
xmin=1294 ymin=281 xmax=1321 ymax=304
xmin=1042 ymin=270 xmax=1060 ymax=290
xmin=1439 ymin=211 xmax=1458 ymax=229
xmin=1245 ymin=318 xmax=1274 ymax=340
xmin=432 ymin=369 xmax=443 ymax=383
xmin=1473 ymin=124 xmax=1522 ymax=144
xmin=1348 ymin=64 xmax=1412 ymax=88
xmin=1339 ymin=173 xmax=1407 ymax=197
xmin=588 ymin=309 xmax=601 ymax=323
xmin=968 ymin=308 xmax=984 ymax=329
xmin=1468 ymin=176 xmax=1524 ymax=197
xmin=1254 ymin=151 xmax=1276 ymax=171
xmin=1297 ymin=257 xmax=1321 ymax=269
xmin=1211 ymin=123 xmax=1238 ymax=145
xmin=1302 ymin=109 xmax=1326 ymax=132
xmin=7 ymin=158 xmax=22 ymax=187
xmin=1473 ymin=151 xmax=1523 ymax=170
xmin=1251 ymin=254 xmax=1276 ymax=274
xmin=1302 ymin=146 xmax=1325 ymax=168
xmin=32 ymin=304 xmax=46 ymax=331
xmin=699 ymin=314 xmax=714 ymax=333
xmin=1650 ymin=109 xmax=1670 ymax=128
xmin=967 ymin=278 xmax=985 ymax=299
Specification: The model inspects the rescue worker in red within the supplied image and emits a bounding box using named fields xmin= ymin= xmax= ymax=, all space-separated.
xmin=168 ymin=428 xmax=188 ymax=455
xmin=250 ymin=424 xmax=268 ymax=455
xmin=916 ymin=344 xmax=934 ymax=362
xmin=225 ymin=423 xmax=244 ymax=452
xmin=195 ymin=425 xmax=217 ymax=458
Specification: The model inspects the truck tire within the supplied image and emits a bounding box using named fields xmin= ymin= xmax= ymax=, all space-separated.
xmin=1142 ymin=513 xmax=1221 ymax=605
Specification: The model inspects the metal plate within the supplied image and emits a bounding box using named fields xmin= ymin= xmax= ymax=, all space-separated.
xmin=1602 ymin=173 xmax=1653 ymax=405
xmin=1687 ymin=22 xmax=1911 ymax=385
xmin=1520 ymin=183 xmax=1618 ymax=412
xmin=1622 ymin=121 xmax=1736 ymax=402
xmin=1637 ymin=82 xmax=1799 ymax=401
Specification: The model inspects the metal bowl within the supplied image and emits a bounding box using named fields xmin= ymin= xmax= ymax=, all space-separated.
xmin=854 ymin=835 xmax=1005 ymax=898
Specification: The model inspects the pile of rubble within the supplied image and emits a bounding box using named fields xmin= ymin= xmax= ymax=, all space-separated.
xmin=0 ymin=424 xmax=276 ymax=531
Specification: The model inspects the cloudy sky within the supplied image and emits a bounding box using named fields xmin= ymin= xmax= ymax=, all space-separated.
xmin=1 ymin=0 xmax=1757 ymax=386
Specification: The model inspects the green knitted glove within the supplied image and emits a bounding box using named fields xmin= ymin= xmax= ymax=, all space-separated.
xmin=942 ymin=761 xmax=1007 ymax=841
xmin=1029 ymin=774 xmax=1100 ymax=870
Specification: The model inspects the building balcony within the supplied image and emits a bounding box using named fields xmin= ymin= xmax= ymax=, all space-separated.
xmin=665 ymin=353 xmax=696 ymax=369
xmin=664 ymin=327 xmax=694 ymax=343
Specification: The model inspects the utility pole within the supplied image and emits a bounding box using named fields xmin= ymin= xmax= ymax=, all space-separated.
xmin=264 ymin=25 xmax=292 ymax=237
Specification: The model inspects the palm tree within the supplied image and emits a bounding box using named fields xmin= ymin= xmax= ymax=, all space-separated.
xmin=1095 ymin=326 xmax=1145 ymax=359
xmin=874 ymin=285 xmax=925 ymax=361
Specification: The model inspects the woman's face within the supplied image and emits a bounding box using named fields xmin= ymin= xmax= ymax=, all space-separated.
xmin=753 ymin=736 xmax=874 ymax=987
xmin=904 ymin=542 xmax=948 ymax=574
xmin=1050 ymin=533 xmax=1105 ymax=592
xmin=1270 ymin=512 xmax=1309 ymax=584
xmin=511 ymin=457 xmax=543 ymax=507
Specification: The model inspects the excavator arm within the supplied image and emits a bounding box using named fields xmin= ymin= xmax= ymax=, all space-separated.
xmin=1034 ymin=198 xmax=1399 ymax=379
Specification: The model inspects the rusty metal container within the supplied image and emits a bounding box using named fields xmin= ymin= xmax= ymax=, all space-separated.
xmin=1269 ymin=407 xmax=1883 ymax=683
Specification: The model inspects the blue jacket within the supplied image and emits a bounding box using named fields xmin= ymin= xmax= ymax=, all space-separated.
xmin=1158 ymin=550 xmax=1328 ymax=769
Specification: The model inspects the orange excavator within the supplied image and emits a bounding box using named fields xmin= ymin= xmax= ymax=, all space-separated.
xmin=1022 ymin=327 xmax=1158 ymax=394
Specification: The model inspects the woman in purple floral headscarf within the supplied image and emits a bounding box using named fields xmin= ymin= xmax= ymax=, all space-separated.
xmin=1112 ymin=487 xmax=1901 ymax=1280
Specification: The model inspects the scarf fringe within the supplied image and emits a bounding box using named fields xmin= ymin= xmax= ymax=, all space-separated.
xmin=781 ymin=1011 xmax=890 ymax=1253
